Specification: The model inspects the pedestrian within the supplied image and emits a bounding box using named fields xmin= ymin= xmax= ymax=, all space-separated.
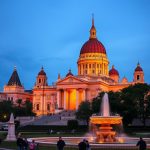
xmin=22 ymin=138 xmax=28 ymax=150
xmin=29 ymin=140 xmax=36 ymax=150
xmin=57 ymin=137 xmax=66 ymax=150
xmin=85 ymin=140 xmax=90 ymax=150
xmin=78 ymin=139 xmax=87 ymax=150
xmin=17 ymin=134 xmax=24 ymax=150
xmin=136 ymin=137 xmax=147 ymax=150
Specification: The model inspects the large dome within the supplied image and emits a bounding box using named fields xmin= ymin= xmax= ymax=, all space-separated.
xmin=80 ymin=38 xmax=106 ymax=54
xmin=77 ymin=17 xmax=109 ymax=77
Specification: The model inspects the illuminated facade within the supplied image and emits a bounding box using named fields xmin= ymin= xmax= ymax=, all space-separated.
xmin=3 ymin=67 xmax=32 ymax=104
xmin=2 ymin=18 xmax=145 ymax=115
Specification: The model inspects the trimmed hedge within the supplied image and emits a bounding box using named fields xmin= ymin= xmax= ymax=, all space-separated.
xmin=124 ymin=126 xmax=150 ymax=133
xmin=67 ymin=120 xmax=78 ymax=130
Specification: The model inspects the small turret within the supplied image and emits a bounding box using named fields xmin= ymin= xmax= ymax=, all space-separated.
xmin=134 ymin=62 xmax=144 ymax=83
xmin=89 ymin=14 xmax=97 ymax=39
xmin=109 ymin=65 xmax=119 ymax=83
xmin=57 ymin=73 xmax=61 ymax=81
xmin=66 ymin=69 xmax=73 ymax=77
xmin=35 ymin=67 xmax=48 ymax=87
xmin=7 ymin=66 xmax=22 ymax=87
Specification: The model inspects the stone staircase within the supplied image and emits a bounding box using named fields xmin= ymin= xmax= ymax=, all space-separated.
xmin=26 ymin=110 xmax=76 ymax=125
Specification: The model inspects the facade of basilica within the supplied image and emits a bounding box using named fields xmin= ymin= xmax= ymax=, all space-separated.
xmin=1 ymin=18 xmax=144 ymax=116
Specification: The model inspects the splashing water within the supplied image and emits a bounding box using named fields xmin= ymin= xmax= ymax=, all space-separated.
xmin=100 ymin=93 xmax=110 ymax=116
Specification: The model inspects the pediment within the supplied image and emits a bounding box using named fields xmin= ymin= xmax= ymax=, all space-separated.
xmin=57 ymin=76 xmax=87 ymax=85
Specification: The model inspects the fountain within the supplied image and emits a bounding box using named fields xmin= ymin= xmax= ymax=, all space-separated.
xmin=90 ymin=93 xmax=122 ymax=143
xmin=27 ymin=93 xmax=150 ymax=149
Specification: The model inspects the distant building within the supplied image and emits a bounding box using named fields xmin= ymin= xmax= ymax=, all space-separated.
xmin=2 ymin=17 xmax=145 ymax=115
xmin=3 ymin=67 xmax=32 ymax=104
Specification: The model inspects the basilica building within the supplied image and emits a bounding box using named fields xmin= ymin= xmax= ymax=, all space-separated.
xmin=1 ymin=18 xmax=144 ymax=116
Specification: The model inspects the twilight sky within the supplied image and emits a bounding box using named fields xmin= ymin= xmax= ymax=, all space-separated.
xmin=0 ymin=0 xmax=150 ymax=90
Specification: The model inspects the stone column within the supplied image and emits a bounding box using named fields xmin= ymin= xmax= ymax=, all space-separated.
xmin=102 ymin=63 xmax=104 ymax=75
xmin=64 ymin=90 xmax=67 ymax=110
xmin=76 ymin=89 xmax=79 ymax=110
xmin=83 ymin=89 xmax=86 ymax=101
xmin=43 ymin=93 xmax=46 ymax=115
xmin=81 ymin=64 xmax=83 ymax=75
xmin=68 ymin=90 xmax=70 ymax=110
xmin=41 ymin=87 xmax=45 ymax=115
xmin=57 ymin=90 xmax=61 ymax=109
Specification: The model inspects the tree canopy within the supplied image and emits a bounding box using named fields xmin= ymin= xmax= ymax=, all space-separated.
xmin=0 ymin=99 xmax=35 ymax=122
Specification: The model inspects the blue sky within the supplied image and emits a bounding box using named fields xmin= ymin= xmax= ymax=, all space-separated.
xmin=0 ymin=0 xmax=150 ymax=90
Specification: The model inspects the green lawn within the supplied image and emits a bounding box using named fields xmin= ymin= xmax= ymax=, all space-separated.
xmin=0 ymin=141 xmax=77 ymax=150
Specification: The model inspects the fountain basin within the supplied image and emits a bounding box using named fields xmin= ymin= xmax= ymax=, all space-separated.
xmin=27 ymin=136 xmax=150 ymax=149
xmin=90 ymin=116 xmax=122 ymax=124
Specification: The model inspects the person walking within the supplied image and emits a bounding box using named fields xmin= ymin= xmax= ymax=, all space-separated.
xmin=57 ymin=137 xmax=66 ymax=150
xmin=22 ymin=138 xmax=28 ymax=150
xmin=85 ymin=140 xmax=90 ymax=150
xmin=78 ymin=139 xmax=87 ymax=150
xmin=29 ymin=140 xmax=36 ymax=150
xmin=17 ymin=134 xmax=24 ymax=150
xmin=136 ymin=137 xmax=147 ymax=150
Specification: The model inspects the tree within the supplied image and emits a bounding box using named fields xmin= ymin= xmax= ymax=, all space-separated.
xmin=0 ymin=100 xmax=13 ymax=122
xmin=76 ymin=101 xmax=92 ymax=124
xmin=91 ymin=92 xmax=104 ymax=114
xmin=16 ymin=99 xmax=22 ymax=107
xmin=107 ymin=91 xmax=122 ymax=115
xmin=67 ymin=120 xmax=78 ymax=130
xmin=24 ymin=100 xmax=35 ymax=116
xmin=120 ymin=83 xmax=150 ymax=126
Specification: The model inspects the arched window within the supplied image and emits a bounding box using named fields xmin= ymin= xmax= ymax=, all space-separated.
xmin=39 ymin=79 xmax=41 ymax=83
xmin=137 ymin=75 xmax=140 ymax=80
xmin=89 ymin=64 xmax=91 ymax=68
xmin=86 ymin=64 xmax=88 ymax=68
xmin=47 ymin=104 xmax=50 ymax=111
xmin=93 ymin=70 xmax=95 ymax=74
xmin=36 ymin=104 xmax=39 ymax=110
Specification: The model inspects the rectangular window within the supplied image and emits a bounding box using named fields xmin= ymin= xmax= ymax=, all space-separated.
xmin=47 ymin=104 xmax=50 ymax=111
xmin=37 ymin=104 xmax=39 ymax=110
xmin=89 ymin=64 xmax=91 ymax=68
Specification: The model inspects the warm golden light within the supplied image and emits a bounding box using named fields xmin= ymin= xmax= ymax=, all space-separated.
xmin=90 ymin=116 xmax=122 ymax=143
xmin=118 ymin=137 xmax=124 ymax=143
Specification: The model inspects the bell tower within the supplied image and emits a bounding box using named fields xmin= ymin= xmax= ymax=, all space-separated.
xmin=35 ymin=67 xmax=48 ymax=87
xmin=134 ymin=62 xmax=144 ymax=83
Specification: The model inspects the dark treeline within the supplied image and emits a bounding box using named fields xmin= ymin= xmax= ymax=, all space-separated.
xmin=0 ymin=99 xmax=35 ymax=122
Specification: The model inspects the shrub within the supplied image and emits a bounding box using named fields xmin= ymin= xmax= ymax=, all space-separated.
xmin=67 ymin=120 xmax=78 ymax=130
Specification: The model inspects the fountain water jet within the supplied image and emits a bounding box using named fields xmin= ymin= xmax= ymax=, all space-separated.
xmin=90 ymin=93 xmax=122 ymax=143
